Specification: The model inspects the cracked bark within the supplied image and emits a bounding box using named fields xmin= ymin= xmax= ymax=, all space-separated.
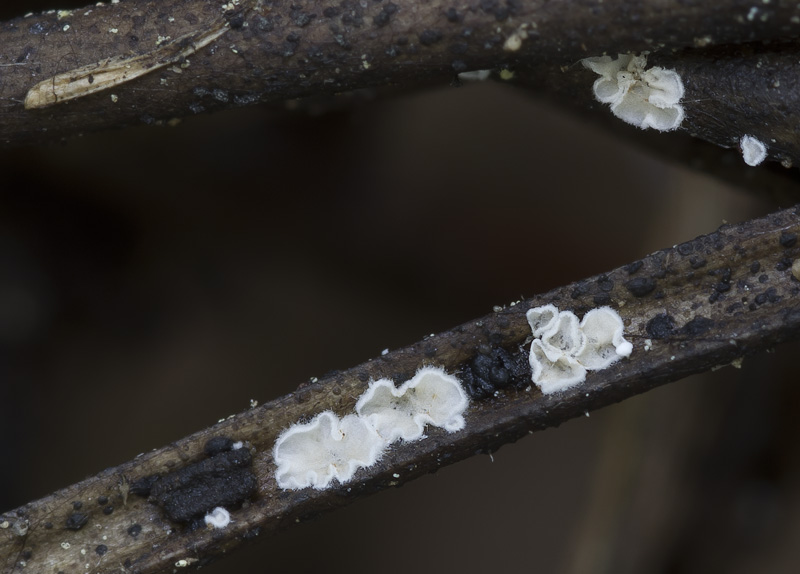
xmin=0 ymin=0 xmax=799 ymax=165
xmin=2 ymin=203 xmax=800 ymax=573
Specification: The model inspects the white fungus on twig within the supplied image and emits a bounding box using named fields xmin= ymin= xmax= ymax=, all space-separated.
xmin=582 ymin=53 xmax=685 ymax=131
xmin=526 ymin=305 xmax=632 ymax=394
xmin=273 ymin=366 xmax=469 ymax=490
xmin=740 ymin=135 xmax=768 ymax=166
xmin=356 ymin=367 xmax=469 ymax=442
xmin=273 ymin=412 xmax=386 ymax=490
xmin=204 ymin=507 xmax=232 ymax=529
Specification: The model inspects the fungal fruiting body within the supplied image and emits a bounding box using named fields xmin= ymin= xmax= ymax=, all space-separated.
xmin=527 ymin=305 xmax=632 ymax=393
xmin=273 ymin=366 xmax=469 ymax=490
xmin=204 ymin=507 xmax=231 ymax=529
xmin=356 ymin=367 xmax=469 ymax=442
xmin=582 ymin=54 xmax=685 ymax=131
xmin=740 ymin=135 xmax=767 ymax=166
xmin=273 ymin=412 xmax=386 ymax=490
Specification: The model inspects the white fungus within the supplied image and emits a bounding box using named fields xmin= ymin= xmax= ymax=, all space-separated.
xmin=356 ymin=366 xmax=469 ymax=442
xmin=582 ymin=53 xmax=685 ymax=131
xmin=526 ymin=305 xmax=632 ymax=394
xmin=273 ymin=366 xmax=469 ymax=490
xmin=204 ymin=507 xmax=232 ymax=529
xmin=273 ymin=411 xmax=386 ymax=490
xmin=576 ymin=307 xmax=633 ymax=369
xmin=530 ymin=339 xmax=587 ymax=394
xmin=740 ymin=135 xmax=768 ymax=166
xmin=526 ymin=303 xmax=559 ymax=337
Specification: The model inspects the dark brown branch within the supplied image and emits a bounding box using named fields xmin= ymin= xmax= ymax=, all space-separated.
xmin=1 ymin=0 xmax=800 ymax=149
xmin=3 ymin=203 xmax=800 ymax=573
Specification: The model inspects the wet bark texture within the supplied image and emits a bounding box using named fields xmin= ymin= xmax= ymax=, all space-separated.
xmin=0 ymin=0 xmax=799 ymax=163
xmin=2 ymin=203 xmax=800 ymax=573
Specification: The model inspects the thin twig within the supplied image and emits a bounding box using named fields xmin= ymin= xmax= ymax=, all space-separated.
xmin=2 ymin=203 xmax=800 ymax=573
xmin=1 ymin=0 xmax=800 ymax=156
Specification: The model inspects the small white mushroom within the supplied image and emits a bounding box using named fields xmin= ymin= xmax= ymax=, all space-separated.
xmin=582 ymin=53 xmax=685 ymax=131
xmin=740 ymin=135 xmax=768 ymax=166
xmin=356 ymin=367 xmax=469 ymax=443
xmin=204 ymin=507 xmax=231 ymax=529
xmin=529 ymin=339 xmax=587 ymax=394
xmin=527 ymin=305 xmax=632 ymax=394
xmin=576 ymin=307 xmax=633 ymax=370
xmin=273 ymin=412 xmax=386 ymax=490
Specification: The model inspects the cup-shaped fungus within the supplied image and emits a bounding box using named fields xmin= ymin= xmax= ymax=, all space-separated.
xmin=527 ymin=305 xmax=632 ymax=394
xmin=582 ymin=53 xmax=684 ymax=131
xmin=529 ymin=339 xmax=588 ymax=394
xmin=576 ymin=307 xmax=634 ymax=370
xmin=273 ymin=411 xmax=386 ymax=490
xmin=356 ymin=367 xmax=469 ymax=443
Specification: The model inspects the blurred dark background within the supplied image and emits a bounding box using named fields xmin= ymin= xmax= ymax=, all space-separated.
xmin=2 ymin=1 xmax=800 ymax=573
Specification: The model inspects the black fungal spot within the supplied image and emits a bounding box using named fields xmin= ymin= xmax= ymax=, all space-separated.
xmin=646 ymin=314 xmax=676 ymax=339
xmin=374 ymin=3 xmax=398 ymax=27
xmin=229 ymin=15 xmax=245 ymax=29
xmin=419 ymin=29 xmax=443 ymax=45
xmin=72 ymin=501 xmax=83 ymax=510
xmin=758 ymin=274 xmax=769 ymax=283
xmin=597 ymin=276 xmax=614 ymax=292
xmin=96 ymin=545 xmax=108 ymax=556
xmin=677 ymin=242 xmax=694 ymax=255
xmin=625 ymin=277 xmax=656 ymax=297
xmin=460 ymin=345 xmax=526 ymax=399
xmin=678 ymin=317 xmax=714 ymax=337
xmin=689 ymin=256 xmax=707 ymax=269
xmin=323 ymin=7 xmax=340 ymax=17
xmin=776 ymin=257 xmax=792 ymax=271
xmin=340 ymin=0 xmax=365 ymax=27
xmin=593 ymin=294 xmax=611 ymax=306
xmin=97 ymin=496 xmax=109 ymax=506
xmin=750 ymin=261 xmax=761 ymax=274
xmin=754 ymin=287 xmax=781 ymax=305
xmin=103 ymin=506 xmax=114 ymax=515
xmin=65 ymin=513 xmax=89 ymax=531
xmin=44 ymin=522 xmax=53 ymax=529
xmin=780 ymin=231 xmax=797 ymax=247
xmin=570 ymin=282 xmax=592 ymax=299
xmin=149 ymin=448 xmax=257 ymax=523
xmin=204 ymin=436 xmax=235 ymax=456
xmin=21 ymin=550 xmax=32 ymax=560
xmin=726 ymin=302 xmax=743 ymax=314
xmin=129 ymin=474 xmax=160 ymax=497
xmin=127 ymin=524 xmax=142 ymax=538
